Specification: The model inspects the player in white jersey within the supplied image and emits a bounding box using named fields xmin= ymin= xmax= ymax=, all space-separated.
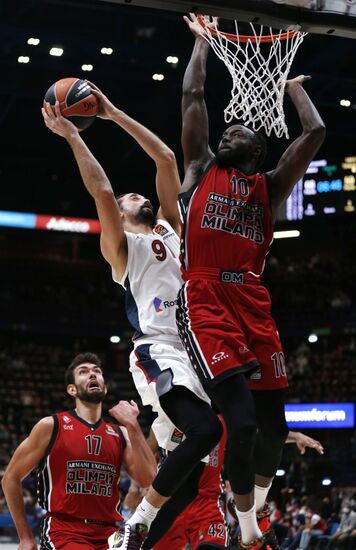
xmin=113 ymin=214 xmax=210 ymax=452
xmin=42 ymin=84 xmax=222 ymax=550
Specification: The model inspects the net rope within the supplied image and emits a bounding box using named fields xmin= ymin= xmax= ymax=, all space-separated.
xmin=198 ymin=19 xmax=307 ymax=138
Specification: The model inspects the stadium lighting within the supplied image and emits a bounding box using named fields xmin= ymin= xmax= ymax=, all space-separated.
xmin=308 ymin=333 xmax=318 ymax=343
xmin=152 ymin=73 xmax=164 ymax=81
xmin=322 ymin=477 xmax=332 ymax=486
xmin=18 ymin=56 xmax=30 ymax=64
xmin=166 ymin=55 xmax=179 ymax=64
xmin=49 ymin=47 xmax=63 ymax=57
xmin=276 ymin=469 xmax=286 ymax=476
xmin=340 ymin=99 xmax=351 ymax=107
xmin=101 ymin=47 xmax=113 ymax=55
xmin=273 ymin=230 xmax=300 ymax=239
xmin=110 ymin=335 xmax=121 ymax=344
xmin=27 ymin=38 xmax=40 ymax=46
xmin=81 ymin=64 xmax=93 ymax=72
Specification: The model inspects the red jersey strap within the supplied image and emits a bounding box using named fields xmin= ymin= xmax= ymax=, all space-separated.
xmin=185 ymin=267 xmax=261 ymax=285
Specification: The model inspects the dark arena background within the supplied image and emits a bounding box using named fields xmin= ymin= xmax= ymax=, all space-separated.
xmin=0 ymin=0 xmax=356 ymax=548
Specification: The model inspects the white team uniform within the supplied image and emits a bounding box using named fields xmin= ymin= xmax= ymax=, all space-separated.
xmin=112 ymin=219 xmax=210 ymax=452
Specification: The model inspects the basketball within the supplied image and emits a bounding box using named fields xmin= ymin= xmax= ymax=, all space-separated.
xmin=44 ymin=77 xmax=98 ymax=131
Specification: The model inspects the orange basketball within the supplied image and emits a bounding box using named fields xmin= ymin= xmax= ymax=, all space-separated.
xmin=44 ymin=77 xmax=98 ymax=130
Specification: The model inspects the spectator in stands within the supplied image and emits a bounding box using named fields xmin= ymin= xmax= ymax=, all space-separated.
xmin=298 ymin=507 xmax=328 ymax=549
xmin=269 ymin=500 xmax=290 ymax=542
xmin=328 ymin=502 xmax=356 ymax=548
xmin=321 ymin=496 xmax=334 ymax=520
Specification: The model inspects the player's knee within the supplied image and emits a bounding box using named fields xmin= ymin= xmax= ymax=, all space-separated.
xmin=190 ymin=414 xmax=223 ymax=452
xmin=257 ymin=430 xmax=287 ymax=458
xmin=258 ymin=415 xmax=288 ymax=443
xmin=230 ymin=424 xmax=258 ymax=456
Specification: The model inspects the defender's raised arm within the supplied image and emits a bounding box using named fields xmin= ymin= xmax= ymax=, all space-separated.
xmin=182 ymin=14 xmax=214 ymax=184
xmin=267 ymin=75 xmax=326 ymax=214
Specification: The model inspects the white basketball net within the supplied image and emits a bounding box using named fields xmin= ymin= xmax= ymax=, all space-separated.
xmin=198 ymin=18 xmax=307 ymax=138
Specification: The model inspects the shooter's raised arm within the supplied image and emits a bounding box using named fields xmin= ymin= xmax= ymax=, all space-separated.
xmin=90 ymin=84 xmax=181 ymax=233
xmin=41 ymin=102 xmax=126 ymax=277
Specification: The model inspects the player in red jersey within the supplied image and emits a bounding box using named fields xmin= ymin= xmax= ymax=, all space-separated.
xmin=178 ymin=14 xmax=326 ymax=550
xmin=1 ymin=352 xmax=156 ymax=550
xmin=147 ymin=417 xmax=229 ymax=550
xmin=141 ymin=427 xmax=323 ymax=550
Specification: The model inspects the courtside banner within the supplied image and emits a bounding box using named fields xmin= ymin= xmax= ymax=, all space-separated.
xmin=36 ymin=215 xmax=101 ymax=234
xmin=285 ymin=403 xmax=354 ymax=429
xmin=0 ymin=210 xmax=36 ymax=229
xmin=0 ymin=210 xmax=101 ymax=234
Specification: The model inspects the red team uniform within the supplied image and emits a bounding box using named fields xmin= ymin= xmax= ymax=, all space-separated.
xmin=38 ymin=411 xmax=125 ymax=549
xmin=177 ymin=161 xmax=288 ymax=390
xmin=154 ymin=419 xmax=229 ymax=549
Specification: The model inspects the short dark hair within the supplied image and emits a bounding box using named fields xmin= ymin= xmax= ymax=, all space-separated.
xmin=65 ymin=352 xmax=103 ymax=385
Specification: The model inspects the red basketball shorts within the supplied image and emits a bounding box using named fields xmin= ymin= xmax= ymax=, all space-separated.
xmin=177 ymin=274 xmax=288 ymax=391
xmin=41 ymin=516 xmax=117 ymax=549
xmin=153 ymin=495 xmax=229 ymax=549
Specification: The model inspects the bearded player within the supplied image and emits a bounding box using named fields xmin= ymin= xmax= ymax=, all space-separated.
xmin=1 ymin=352 xmax=156 ymax=550
xmin=42 ymin=87 xmax=222 ymax=550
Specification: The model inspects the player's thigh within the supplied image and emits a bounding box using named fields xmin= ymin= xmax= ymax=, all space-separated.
xmin=247 ymin=316 xmax=288 ymax=391
xmin=152 ymin=516 xmax=187 ymax=550
xmin=190 ymin=520 xmax=229 ymax=549
xmin=130 ymin=341 xmax=209 ymax=407
xmin=252 ymin=387 xmax=288 ymax=438
xmin=187 ymin=500 xmax=229 ymax=550
xmin=41 ymin=517 xmax=113 ymax=550
xmin=177 ymin=281 xmax=259 ymax=385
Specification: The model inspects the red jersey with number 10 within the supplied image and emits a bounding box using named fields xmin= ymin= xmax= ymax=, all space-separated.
xmin=37 ymin=411 xmax=125 ymax=522
xmin=179 ymin=162 xmax=273 ymax=278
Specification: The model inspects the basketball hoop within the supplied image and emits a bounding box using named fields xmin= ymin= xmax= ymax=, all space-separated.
xmin=197 ymin=15 xmax=307 ymax=138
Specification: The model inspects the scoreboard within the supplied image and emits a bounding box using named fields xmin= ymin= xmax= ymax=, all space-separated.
xmin=284 ymin=156 xmax=356 ymax=221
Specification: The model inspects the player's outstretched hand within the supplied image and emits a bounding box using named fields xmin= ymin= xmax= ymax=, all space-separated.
xmin=109 ymin=400 xmax=140 ymax=426
xmin=294 ymin=432 xmax=324 ymax=455
xmin=41 ymin=101 xmax=78 ymax=139
xmin=183 ymin=13 xmax=218 ymax=37
xmin=86 ymin=81 xmax=117 ymax=120
xmin=285 ymin=75 xmax=311 ymax=90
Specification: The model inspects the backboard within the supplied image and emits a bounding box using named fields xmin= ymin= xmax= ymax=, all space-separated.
xmin=101 ymin=0 xmax=356 ymax=38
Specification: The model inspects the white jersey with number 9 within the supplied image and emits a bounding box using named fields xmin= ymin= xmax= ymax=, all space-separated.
xmin=113 ymin=219 xmax=182 ymax=345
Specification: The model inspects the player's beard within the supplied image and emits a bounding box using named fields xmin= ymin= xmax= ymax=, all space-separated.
xmin=216 ymin=143 xmax=251 ymax=169
xmin=76 ymin=387 xmax=106 ymax=404
xmin=216 ymin=148 xmax=235 ymax=168
xmin=135 ymin=206 xmax=156 ymax=227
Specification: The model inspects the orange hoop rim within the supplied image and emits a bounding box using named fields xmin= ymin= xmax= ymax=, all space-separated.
xmin=197 ymin=14 xmax=303 ymax=43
